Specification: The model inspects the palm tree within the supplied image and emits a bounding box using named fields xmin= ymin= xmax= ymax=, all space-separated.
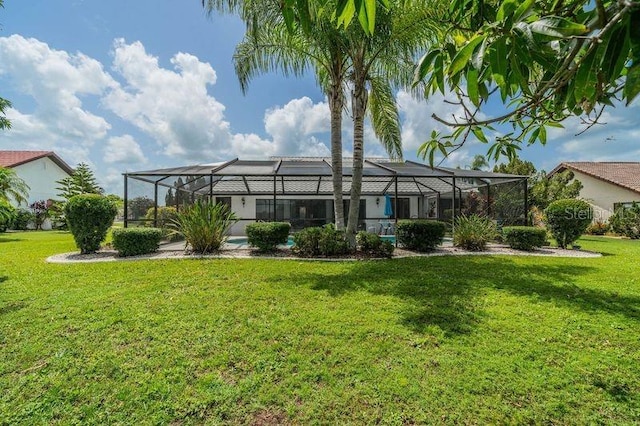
xmin=343 ymin=1 xmax=443 ymax=238
xmin=205 ymin=0 xmax=444 ymax=240
xmin=0 ymin=167 xmax=30 ymax=206
xmin=230 ymin=15 xmax=350 ymax=229
xmin=470 ymin=155 xmax=489 ymax=171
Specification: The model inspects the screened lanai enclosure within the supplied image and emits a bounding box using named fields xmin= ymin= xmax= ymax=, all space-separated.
xmin=123 ymin=157 xmax=529 ymax=235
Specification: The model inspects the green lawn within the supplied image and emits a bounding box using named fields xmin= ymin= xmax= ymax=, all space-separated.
xmin=1 ymin=232 xmax=639 ymax=424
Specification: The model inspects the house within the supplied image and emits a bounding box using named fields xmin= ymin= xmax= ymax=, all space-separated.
xmin=550 ymin=162 xmax=640 ymax=221
xmin=124 ymin=157 xmax=529 ymax=235
xmin=0 ymin=150 xmax=74 ymax=207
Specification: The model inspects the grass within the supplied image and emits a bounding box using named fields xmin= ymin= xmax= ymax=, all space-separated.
xmin=1 ymin=232 xmax=639 ymax=424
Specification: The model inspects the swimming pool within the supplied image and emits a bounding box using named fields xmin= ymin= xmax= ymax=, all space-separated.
xmin=226 ymin=236 xmax=296 ymax=247
xmin=227 ymin=235 xmax=397 ymax=247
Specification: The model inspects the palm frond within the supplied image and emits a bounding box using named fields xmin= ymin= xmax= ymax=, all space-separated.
xmin=368 ymin=76 xmax=402 ymax=160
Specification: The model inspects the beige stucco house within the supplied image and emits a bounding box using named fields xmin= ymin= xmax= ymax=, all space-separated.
xmin=550 ymin=162 xmax=640 ymax=221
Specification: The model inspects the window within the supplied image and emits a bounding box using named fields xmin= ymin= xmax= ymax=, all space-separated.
xmin=255 ymin=198 xmax=361 ymax=230
xmin=390 ymin=198 xmax=410 ymax=219
xmin=256 ymin=199 xmax=273 ymax=220
xmin=343 ymin=199 xmax=367 ymax=221
xmin=215 ymin=197 xmax=231 ymax=209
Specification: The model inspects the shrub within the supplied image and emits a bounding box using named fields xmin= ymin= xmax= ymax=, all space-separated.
xmin=10 ymin=209 xmax=34 ymax=230
xmin=144 ymin=206 xmax=180 ymax=240
xmin=0 ymin=201 xmax=15 ymax=232
xmin=609 ymin=203 xmax=640 ymax=239
xmin=544 ymin=199 xmax=593 ymax=248
xmin=502 ymin=226 xmax=547 ymax=251
xmin=65 ymin=194 xmax=118 ymax=254
xmin=396 ymin=220 xmax=446 ymax=252
xmin=172 ymin=200 xmax=238 ymax=253
xmin=356 ymin=231 xmax=394 ymax=257
xmin=453 ymin=214 xmax=498 ymax=251
xmin=586 ymin=220 xmax=610 ymax=236
xmin=246 ymin=222 xmax=291 ymax=252
xmin=48 ymin=200 xmax=67 ymax=230
xmin=112 ymin=227 xmax=163 ymax=257
xmin=292 ymin=224 xmax=351 ymax=257
xmin=30 ymin=200 xmax=50 ymax=230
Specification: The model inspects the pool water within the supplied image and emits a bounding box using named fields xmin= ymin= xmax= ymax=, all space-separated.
xmin=228 ymin=235 xmax=397 ymax=247
xmin=380 ymin=235 xmax=396 ymax=245
xmin=227 ymin=236 xmax=296 ymax=247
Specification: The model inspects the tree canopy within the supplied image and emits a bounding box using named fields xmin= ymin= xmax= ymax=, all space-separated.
xmin=0 ymin=166 xmax=30 ymax=206
xmin=414 ymin=0 xmax=640 ymax=162
xmin=283 ymin=0 xmax=640 ymax=163
xmin=56 ymin=163 xmax=104 ymax=200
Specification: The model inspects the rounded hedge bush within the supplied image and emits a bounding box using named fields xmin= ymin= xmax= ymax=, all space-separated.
xmin=396 ymin=220 xmax=446 ymax=252
xmin=144 ymin=206 xmax=181 ymax=241
xmin=64 ymin=194 xmax=118 ymax=254
xmin=609 ymin=204 xmax=640 ymax=239
xmin=246 ymin=222 xmax=291 ymax=252
xmin=544 ymin=199 xmax=592 ymax=248
xmin=356 ymin=231 xmax=394 ymax=258
xmin=112 ymin=227 xmax=163 ymax=257
xmin=292 ymin=224 xmax=350 ymax=257
xmin=502 ymin=226 xmax=547 ymax=251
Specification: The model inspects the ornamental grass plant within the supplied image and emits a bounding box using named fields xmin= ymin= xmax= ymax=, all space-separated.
xmin=171 ymin=200 xmax=237 ymax=253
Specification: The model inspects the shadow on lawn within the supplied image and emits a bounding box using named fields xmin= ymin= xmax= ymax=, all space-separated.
xmin=0 ymin=236 xmax=23 ymax=243
xmin=280 ymin=256 xmax=639 ymax=335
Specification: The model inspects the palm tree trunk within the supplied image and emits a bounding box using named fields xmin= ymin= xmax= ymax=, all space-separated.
xmin=346 ymin=63 xmax=368 ymax=245
xmin=328 ymin=82 xmax=345 ymax=230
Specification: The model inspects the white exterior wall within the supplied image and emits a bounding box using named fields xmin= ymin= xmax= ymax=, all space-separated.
xmin=572 ymin=170 xmax=640 ymax=221
xmin=11 ymin=157 xmax=71 ymax=230
xmin=12 ymin=157 xmax=71 ymax=205
xmin=227 ymin=194 xmax=422 ymax=235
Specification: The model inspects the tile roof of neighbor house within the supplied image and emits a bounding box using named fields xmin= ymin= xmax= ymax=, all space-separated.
xmin=551 ymin=162 xmax=640 ymax=195
xmin=0 ymin=150 xmax=74 ymax=175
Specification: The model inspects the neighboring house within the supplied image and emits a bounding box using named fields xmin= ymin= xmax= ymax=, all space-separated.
xmin=550 ymin=162 xmax=640 ymax=221
xmin=0 ymin=151 xmax=74 ymax=229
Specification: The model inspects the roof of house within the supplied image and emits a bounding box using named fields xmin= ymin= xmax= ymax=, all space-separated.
xmin=0 ymin=150 xmax=74 ymax=175
xmin=125 ymin=157 xmax=528 ymax=196
xmin=551 ymin=162 xmax=640 ymax=194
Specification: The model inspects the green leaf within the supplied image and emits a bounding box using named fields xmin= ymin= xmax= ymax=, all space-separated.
xmin=527 ymin=127 xmax=540 ymax=145
xmin=529 ymin=17 xmax=588 ymax=39
xmin=489 ymin=37 xmax=509 ymax=98
xmin=513 ymin=0 xmax=535 ymax=21
xmin=574 ymin=47 xmax=598 ymax=103
xmin=434 ymin=55 xmax=445 ymax=94
xmin=496 ymin=0 xmax=518 ymax=21
xmin=471 ymin=37 xmax=488 ymax=69
xmin=467 ymin=68 xmax=480 ymax=106
xmin=539 ymin=125 xmax=547 ymax=145
xmin=413 ymin=49 xmax=441 ymax=85
xmin=336 ymin=0 xmax=356 ymax=29
xmin=449 ymin=35 xmax=486 ymax=77
xmin=365 ymin=0 xmax=376 ymax=32
xmin=472 ymin=127 xmax=488 ymax=143
xmin=624 ymin=63 xmax=640 ymax=105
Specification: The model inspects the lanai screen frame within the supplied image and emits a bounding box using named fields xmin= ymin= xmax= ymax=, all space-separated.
xmin=123 ymin=157 xmax=530 ymax=229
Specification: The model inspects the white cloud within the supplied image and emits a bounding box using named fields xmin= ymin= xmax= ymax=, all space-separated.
xmin=104 ymin=134 xmax=146 ymax=164
xmin=0 ymin=34 xmax=116 ymax=157
xmin=103 ymin=39 xmax=276 ymax=162
xmin=263 ymin=96 xmax=331 ymax=157
xmin=534 ymin=101 xmax=640 ymax=169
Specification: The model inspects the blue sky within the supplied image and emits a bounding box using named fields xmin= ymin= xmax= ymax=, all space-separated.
xmin=1 ymin=0 xmax=639 ymax=194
